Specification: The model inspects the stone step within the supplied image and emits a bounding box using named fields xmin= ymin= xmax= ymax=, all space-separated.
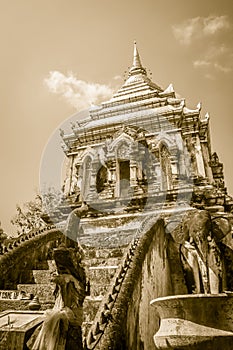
xmin=82 ymin=297 xmax=102 ymax=338
xmin=32 ymin=270 xmax=51 ymax=284
xmin=89 ymin=283 xmax=111 ymax=298
xmin=84 ymin=247 xmax=124 ymax=262
xmin=83 ymin=296 xmax=102 ymax=322
xmin=17 ymin=284 xmax=55 ymax=302
xmin=0 ymin=299 xmax=30 ymax=312
xmin=85 ymin=257 xmax=121 ymax=268
xmin=88 ymin=266 xmax=118 ymax=297
xmin=88 ymin=266 xmax=118 ymax=283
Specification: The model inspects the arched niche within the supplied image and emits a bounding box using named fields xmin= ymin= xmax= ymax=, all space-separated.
xmin=116 ymin=141 xmax=131 ymax=198
xmin=96 ymin=165 xmax=108 ymax=193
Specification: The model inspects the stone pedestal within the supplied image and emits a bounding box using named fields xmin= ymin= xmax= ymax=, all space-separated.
xmin=150 ymin=293 xmax=233 ymax=350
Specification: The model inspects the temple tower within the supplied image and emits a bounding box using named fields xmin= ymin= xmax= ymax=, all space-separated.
xmin=61 ymin=42 xmax=231 ymax=225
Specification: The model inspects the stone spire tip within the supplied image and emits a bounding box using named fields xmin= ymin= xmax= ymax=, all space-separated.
xmin=127 ymin=41 xmax=148 ymax=79
xmin=133 ymin=41 xmax=143 ymax=69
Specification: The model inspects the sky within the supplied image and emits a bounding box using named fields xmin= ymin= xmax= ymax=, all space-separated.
xmin=0 ymin=0 xmax=233 ymax=235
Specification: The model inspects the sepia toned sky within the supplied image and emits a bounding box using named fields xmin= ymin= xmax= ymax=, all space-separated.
xmin=0 ymin=0 xmax=233 ymax=235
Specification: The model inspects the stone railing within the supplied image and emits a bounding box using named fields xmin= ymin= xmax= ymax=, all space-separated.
xmin=0 ymin=226 xmax=64 ymax=290
xmin=0 ymin=290 xmax=21 ymax=300
xmin=136 ymin=212 xmax=161 ymax=238
xmin=0 ymin=225 xmax=57 ymax=256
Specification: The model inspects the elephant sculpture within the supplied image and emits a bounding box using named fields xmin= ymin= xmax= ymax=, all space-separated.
xmin=168 ymin=209 xmax=231 ymax=294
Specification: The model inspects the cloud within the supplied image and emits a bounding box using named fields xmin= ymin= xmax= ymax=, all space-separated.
xmin=193 ymin=57 xmax=232 ymax=75
xmin=172 ymin=17 xmax=201 ymax=45
xmin=44 ymin=71 xmax=114 ymax=110
xmin=113 ymin=75 xmax=122 ymax=81
xmin=213 ymin=62 xmax=232 ymax=73
xmin=193 ymin=44 xmax=233 ymax=75
xmin=172 ymin=15 xmax=230 ymax=45
xmin=203 ymin=16 xmax=230 ymax=35
xmin=193 ymin=60 xmax=211 ymax=68
xmin=204 ymin=44 xmax=232 ymax=60
xmin=173 ymin=16 xmax=233 ymax=77
xmin=204 ymin=73 xmax=215 ymax=80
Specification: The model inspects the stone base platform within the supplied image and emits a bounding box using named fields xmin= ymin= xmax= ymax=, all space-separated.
xmin=0 ymin=310 xmax=44 ymax=350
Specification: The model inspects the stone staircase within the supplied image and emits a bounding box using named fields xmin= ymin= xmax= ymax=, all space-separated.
xmin=0 ymin=246 xmax=125 ymax=339
xmin=0 ymin=261 xmax=56 ymax=312
xmin=16 ymin=260 xmax=57 ymax=309
xmin=82 ymin=246 xmax=125 ymax=336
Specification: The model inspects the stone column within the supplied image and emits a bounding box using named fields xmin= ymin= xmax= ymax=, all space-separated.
xmin=170 ymin=149 xmax=179 ymax=189
xmin=107 ymin=159 xmax=117 ymax=198
xmin=178 ymin=151 xmax=186 ymax=176
xmin=130 ymin=159 xmax=137 ymax=187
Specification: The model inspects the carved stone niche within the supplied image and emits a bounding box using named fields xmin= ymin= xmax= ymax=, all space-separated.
xmin=116 ymin=142 xmax=130 ymax=160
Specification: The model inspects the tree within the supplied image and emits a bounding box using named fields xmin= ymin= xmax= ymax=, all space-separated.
xmin=11 ymin=188 xmax=63 ymax=235
xmin=0 ymin=221 xmax=8 ymax=253
xmin=41 ymin=186 xmax=63 ymax=215
xmin=11 ymin=195 xmax=46 ymax=235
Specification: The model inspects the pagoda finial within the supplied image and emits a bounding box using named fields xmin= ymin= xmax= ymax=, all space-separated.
xmin=133 ymin=41 xmax=143 ymax=68
xmin=129 ymin=41 xmax=147 ymax=76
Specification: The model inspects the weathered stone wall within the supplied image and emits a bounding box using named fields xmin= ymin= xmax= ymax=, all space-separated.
xmin=135 ymin=223 xmax=172 ymax=350
xmin=126 ymin=221 xmax=185 ymax=350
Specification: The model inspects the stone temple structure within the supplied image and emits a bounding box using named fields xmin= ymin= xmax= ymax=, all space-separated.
xmin=0 ymin=43 xmax=233 ymax=349
xmin=59 ymin=42 xmax=232 ymax=245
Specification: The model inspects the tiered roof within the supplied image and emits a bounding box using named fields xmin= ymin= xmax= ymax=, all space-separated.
xmin=62 ymin=43 xmax=207 ymax=150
